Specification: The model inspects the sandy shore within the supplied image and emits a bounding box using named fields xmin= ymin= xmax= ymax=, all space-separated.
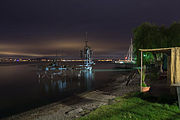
xmin=2 ymin=71 xmax=140 ymax=120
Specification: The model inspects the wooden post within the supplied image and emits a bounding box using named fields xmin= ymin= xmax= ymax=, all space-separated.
xmin=140 ymin=51 xmax=143 ymax=92
xmin=171 ymin=84 xmax=180 ymax=109
xmin=177 ymin=86 xmax=180 ymax=109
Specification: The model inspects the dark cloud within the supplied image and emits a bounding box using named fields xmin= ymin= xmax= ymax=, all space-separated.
xmin=0 ymin=0 xmax=180 ymax=57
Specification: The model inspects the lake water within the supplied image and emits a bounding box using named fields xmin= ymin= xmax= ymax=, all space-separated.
xmin=0 ymin=63 xmax=132 ymax=118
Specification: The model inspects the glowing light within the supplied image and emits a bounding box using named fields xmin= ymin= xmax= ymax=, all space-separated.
xmin=98 ymin=59 xmax=112 ymax=62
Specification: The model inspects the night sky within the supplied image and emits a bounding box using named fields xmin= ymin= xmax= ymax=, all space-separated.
xmin=0 ymin=0 xmax=180 ymax=58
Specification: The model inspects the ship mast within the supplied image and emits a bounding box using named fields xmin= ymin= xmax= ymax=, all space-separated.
xmin=130 ymin=38 xmax=133 ymax=62
xmin=127 ymin=38 xmax=133 ymax=62
xmin=84 ymin=32 xmax=90 ymax=66
xmin=80 ymin=32 xmax=94 ymax=67
xmin=85 ymin=32 xmax=88 ymax=47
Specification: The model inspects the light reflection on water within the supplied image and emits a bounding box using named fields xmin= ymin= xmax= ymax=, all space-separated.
xmin=37 ymin=69 xmax=94 ymax=94
xmin=0 ymin=63 xmax=133 ymax=118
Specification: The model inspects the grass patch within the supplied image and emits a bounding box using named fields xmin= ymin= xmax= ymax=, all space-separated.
xmin=78 ymin=92 xmax=180 ymax=120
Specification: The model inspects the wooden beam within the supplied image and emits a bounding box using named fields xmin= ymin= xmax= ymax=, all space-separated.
xmin=139 ymin=48 xmax=173 ymax=52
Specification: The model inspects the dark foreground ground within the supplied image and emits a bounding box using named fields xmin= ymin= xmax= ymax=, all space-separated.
xmin=2 ymin=71 xmax=140 ymax=120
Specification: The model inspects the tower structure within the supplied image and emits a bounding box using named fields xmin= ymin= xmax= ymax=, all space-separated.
xmin=127 ymin=38 xmax=133 ymax=62
xmin=80 ymin=32 xmax=94 ymax=68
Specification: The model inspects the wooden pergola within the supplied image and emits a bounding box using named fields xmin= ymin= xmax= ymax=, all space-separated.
xmin=139 ymin=47 xmax=180 ymax=108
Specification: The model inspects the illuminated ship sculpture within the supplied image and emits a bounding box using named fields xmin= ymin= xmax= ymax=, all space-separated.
xmin=80 ymin=40 xmax=95 ymax=70
xmin=114 ymin=38 xmax=136 ymax=68
xmin=41 ymin=33 xmax=95 ymax=72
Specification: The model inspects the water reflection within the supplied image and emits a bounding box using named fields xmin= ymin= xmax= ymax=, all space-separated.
xmin=37 ymin=69 xmax=94 ymax=95
xmin=0 ymin=64 xmax=129 ymax=118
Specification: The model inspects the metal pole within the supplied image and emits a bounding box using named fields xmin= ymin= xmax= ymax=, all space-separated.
xmin=141 ymin=51 xmax=143 ymax=92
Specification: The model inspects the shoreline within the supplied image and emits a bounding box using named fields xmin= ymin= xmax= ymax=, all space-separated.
xmin=2 ymin=70 xmax=140 ymax=120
